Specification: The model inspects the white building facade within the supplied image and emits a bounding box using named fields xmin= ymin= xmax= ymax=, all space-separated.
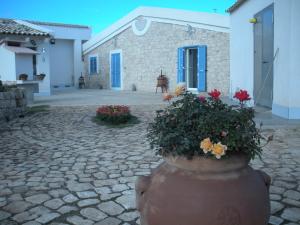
xmin=0 ymin=19 xmax=91 ymax=96
xmin=228 ymin=0 xmax=300 ymax=119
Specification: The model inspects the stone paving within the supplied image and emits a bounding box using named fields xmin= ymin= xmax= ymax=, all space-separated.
xmin=0 ymin=105 xmax=299 ymax=225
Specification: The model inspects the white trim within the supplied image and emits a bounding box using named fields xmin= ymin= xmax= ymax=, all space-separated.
xmin=88 ymin=54 xmax=99 ymax=75
xmin=14 ymin=20 xmax=54 ymax=35
xmin=109 ymin=49 xmax=123 ymax=90
xmin=132 ymin=17 xmax=152 ymax=36
xmin=83 ymin=6 xmax=230 ymax=54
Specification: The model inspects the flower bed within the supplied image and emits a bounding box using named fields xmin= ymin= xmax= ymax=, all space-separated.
xmin=96 ymin=105 xmax=132 ymax=125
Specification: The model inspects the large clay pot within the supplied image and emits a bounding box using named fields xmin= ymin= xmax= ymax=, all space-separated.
xmin=136 ymin=154 xmax=271 ymax=225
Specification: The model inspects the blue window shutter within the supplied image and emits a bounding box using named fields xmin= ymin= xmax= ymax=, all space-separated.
xmin=95 ymin=57 xmax=98 ymax=73
xmin=89 ymin=57 xmax=93 ymax=74
xmin=197 ymin=46 xmax=207 ymax=91
xmin=111 ymin=54 xmax=114 ymax=86
xmin=177 ymin=48 xmax=185 ymax=83
xmin=90 ymin=57 xmax=97 ymax=74
xmin=93 ymin=57 xmax=97 ymax=73
xmin=116 ymin=53 xmax=120 ymax=87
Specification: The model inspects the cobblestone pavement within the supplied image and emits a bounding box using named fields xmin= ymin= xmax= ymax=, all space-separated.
xmin=0 ymin=106 xmax=299 ymax=225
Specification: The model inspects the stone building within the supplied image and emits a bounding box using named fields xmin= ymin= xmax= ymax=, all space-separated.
xmin=83 ymin=7 xmax=230 ymax=94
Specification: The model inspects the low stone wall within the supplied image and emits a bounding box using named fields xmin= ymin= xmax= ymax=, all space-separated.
xmin=0 ymin=88 xmax=27 ymax=122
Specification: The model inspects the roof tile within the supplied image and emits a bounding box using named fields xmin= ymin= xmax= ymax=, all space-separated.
xmin=0 ymin=19 xmax=49 ymax=36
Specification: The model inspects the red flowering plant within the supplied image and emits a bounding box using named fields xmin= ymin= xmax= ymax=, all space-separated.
xmin=208 ymin=89 xmax=221 ymax=100
xmin=148 ymin=88 xmax=271 ymax=160
xmin=96 ymin=105 xmax=132 ymax=125
xmin=234 ymin=89 xmax=251 ymax=106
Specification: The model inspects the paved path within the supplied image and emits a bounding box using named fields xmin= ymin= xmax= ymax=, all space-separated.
xmin=33 ymin=89 xmax=167 ymax=107
xmin=0 ymin=105 xmax=300 ymax=225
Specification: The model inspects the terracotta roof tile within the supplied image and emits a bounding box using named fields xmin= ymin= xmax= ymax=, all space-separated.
xmin=0 ymin=19 xmax=49 ymax=36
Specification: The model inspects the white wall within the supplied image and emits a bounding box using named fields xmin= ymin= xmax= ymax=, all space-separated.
xmin=35 ymin=40 xmax=51 ymax=96
xmin=0 ymin=45 xmax=16 ymax=82
xmin=41 ymin=25 xmax=91 ymax=41
xmin=73 ymin=39 xmax=83 ymax=87
xmin=15 ymin=54 xmax=33 ymax=80
xmin=230 ymin=0 xmax=300 ymax=119
xmin=289 ymin=0 xmax=300 ymax=110
xmin=49 ymin=39 xmax=74 ymax=87
xmin=229 ymin=0 xmax=273 ymax=100
xmin=272 ymin=0 xmax=300 ymax=118
xmin=39 ymin=25 xmax=90 ymax=89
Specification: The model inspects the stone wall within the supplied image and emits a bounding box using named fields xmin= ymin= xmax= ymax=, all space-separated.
xmin=84 ymin=21 xmax=230 ymax=95
xmin=0 ymin=88 xmax=27 ymax=122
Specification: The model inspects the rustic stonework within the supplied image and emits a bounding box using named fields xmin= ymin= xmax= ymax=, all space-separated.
xmin=0 ymin=104 xmax=299 ymax=224
xmin=0 ymin=88 xmax=26 ymax=122
xmin=84 ymin=21 xmax=230 ymax=94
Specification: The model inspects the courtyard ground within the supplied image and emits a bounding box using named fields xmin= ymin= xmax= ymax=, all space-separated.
xmin=0 ymin=90 xmax=300 ymax=225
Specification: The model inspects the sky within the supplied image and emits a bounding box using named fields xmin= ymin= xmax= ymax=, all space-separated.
xmin=0 ymin=0 xmax=235 ymax=35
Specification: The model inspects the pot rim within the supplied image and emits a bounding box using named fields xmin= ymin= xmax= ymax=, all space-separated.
xmin=164 ymin=153 xmax=250 ymax=173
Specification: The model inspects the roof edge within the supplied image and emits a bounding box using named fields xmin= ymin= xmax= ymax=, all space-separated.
xmin=83 ymin=6 xmax=230 ymax=54
xmin=226 ymin=0 xmax=248 ymax=13
xmin=26 ymin=20 xmax=90 ymax=29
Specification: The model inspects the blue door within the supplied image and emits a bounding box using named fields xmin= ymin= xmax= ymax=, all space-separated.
xmin=111 ymin=53 xmax=121 ymax=89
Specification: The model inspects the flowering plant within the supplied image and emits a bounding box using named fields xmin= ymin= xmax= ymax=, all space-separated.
xmin=96 ymin=105 xmax=132 ymax=124
xmin=148 ymin=88 xmax=265 ymax=160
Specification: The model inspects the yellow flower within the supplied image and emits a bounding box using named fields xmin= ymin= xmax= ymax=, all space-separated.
xmin=200 ymin=138 xmax=213 ymax=153
xmin=212 ymin=142 xmax=227 ymax=159
xmin=175 ymin=86 xmax=185 ymax=96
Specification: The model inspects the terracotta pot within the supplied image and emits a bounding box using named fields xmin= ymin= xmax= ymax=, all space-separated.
xmin=19 ymin=74 xmax=28 ymax=81
xmin=136 ymin=154 xmax=271 ymax=225
xmin=36 ymin=74 xmax=46 ymax=80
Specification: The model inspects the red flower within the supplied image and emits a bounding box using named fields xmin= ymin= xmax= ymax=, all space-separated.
xmin=208 ymin=89 xmax=221 ymax=100
xmin=198 ymin=95 xmax=206 ymax=102
xmin=234 ymin=90 xmax=251 ymax=103
xmin=96 ymin=105 xmax=130 ymax=117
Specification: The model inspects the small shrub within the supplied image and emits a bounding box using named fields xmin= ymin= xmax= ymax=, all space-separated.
xmin=96 ymin=105 xmax=132 ymax=125
xmin=0 ymin=80 xmax=17 ymax=92
xmin=26 ymin=105 xmax=50 ymax=115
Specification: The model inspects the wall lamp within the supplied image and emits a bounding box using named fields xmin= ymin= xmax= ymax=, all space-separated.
xmin=249 ymin=18 xmax=258 ymax=24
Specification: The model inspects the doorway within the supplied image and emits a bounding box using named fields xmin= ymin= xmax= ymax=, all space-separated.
xmin=254 ymin=4 xmax=274 ymax=108
xmin=186 ymin=48 xmax=198 ymax=91
xmin=110 ymin=50 xmax=122 ymax=89
xmin=177 ymin=46 xmax=207 ymax=92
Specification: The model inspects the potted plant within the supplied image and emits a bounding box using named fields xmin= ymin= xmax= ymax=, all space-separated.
xmin=35 ymin=73 xmax=46 ymax=80
xmin=136 ymin=88 xmax=271 ymax=225
xmin=19 ymin=74 xmax=28 ymax=81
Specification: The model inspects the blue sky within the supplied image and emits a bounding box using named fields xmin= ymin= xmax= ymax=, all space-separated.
xmin=0 ymin=0 xmax=235 ymax=35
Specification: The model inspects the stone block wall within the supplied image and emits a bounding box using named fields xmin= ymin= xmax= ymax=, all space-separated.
xmin=0 ymin=88 xmax=27 ymax=122
xmin=84 ymin=21 xmax=230 ymax=95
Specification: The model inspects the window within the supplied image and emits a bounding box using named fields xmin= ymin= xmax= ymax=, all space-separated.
xmin=89 ymin=55 xmax=98 ymax=75
xmin=177 ymin=45 xmax=207 ymax=92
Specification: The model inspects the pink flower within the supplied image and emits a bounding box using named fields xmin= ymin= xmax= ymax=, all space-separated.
xmin=198 ymin=95 xmax=206 ymax=102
